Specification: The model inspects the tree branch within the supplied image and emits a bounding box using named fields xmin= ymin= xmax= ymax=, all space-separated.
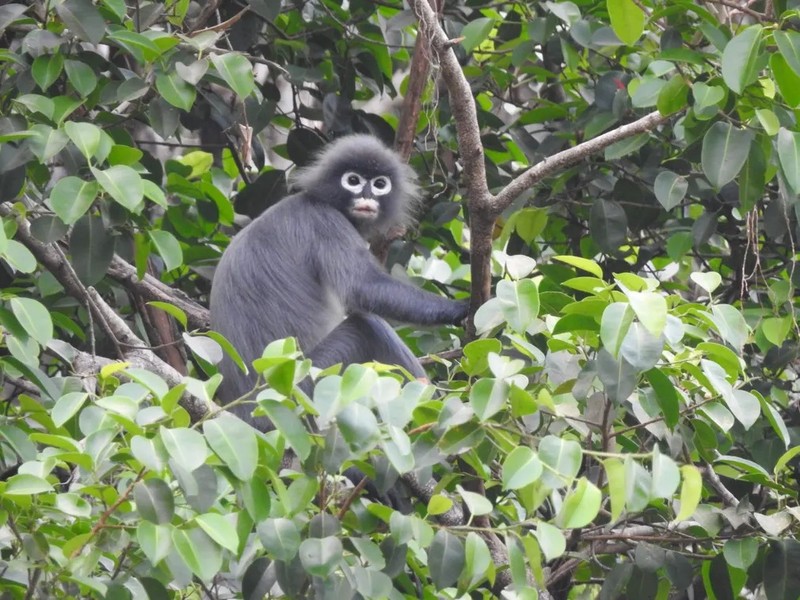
xmin=492 ymin=110 xmax=668 ymax=214
xmin=107 ymin=256 xmax=210 ymax=330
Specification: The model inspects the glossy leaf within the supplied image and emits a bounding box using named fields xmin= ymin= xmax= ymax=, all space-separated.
xmin=210 ymin=53 xmax=256 ymax=99
xmin=701 ymin=122 xmax=753 ymax=189
xmin=203 ymin=414 xmax=257 ymax=481
xmin=429 ymin=530 xmax=465 ymax=590
xmin=720 ymin=25 xmax=762 ymax=93
xmin=49 ymin=176 xmax=98 ymax=225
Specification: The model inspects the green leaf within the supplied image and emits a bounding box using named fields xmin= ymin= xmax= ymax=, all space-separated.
xmin=298 ymin=537 xmax=343 ymax=578
xmin=29 ymin=124 xmax=69 ymax=162
xmin=133 ymin=478 xmax=175 ymax=524
xmin=137 ymin=522 xmax=172 ymax=565
xmin=552 ymin=255 xmax=604 ymax=278
xmin=651 ymin=449 xmax=680 ymax=499
xmin=460 ymin=18 xmax=495 ymax=53
xmin=721 ymin=25 xmax=762 ymax=93
xmin=64 ymin=121 xmax=102 ymax=160
xmin=673 ymin=465 xmax=701 ymax=522
xmin=159 ymin=427 xmax=210 ymax=472
xmin=108 ymin=29 xmax=164 ymax=64
xmin=69 ymin=215 xmax=115 ymax=285
xmin=172 ymin=527 xmax=222 ymax=582
xmin=257 ymin=518 xmax=301 ymax=561
xmin=763 ymin=540 xmax=800 ymax=600
xmin=590 ymin=198 xmax=627 ymax=252
xmin=8 ymin=298 xmax=51 ymax=348
xmin=535 ymin=522 xmax=566 ymax=561
xmin=92 ymin=165 xmax=144 ymax=212
xmin=64 ymin=59 xmax=98 ymax=97
xmin=155 ymin=71 xmax=196 ymax=111
xmin=777 ymin=128 xmax=800 ymax=195
xmin=654 ymin=171 xmax=687 ymax=211
xmin=195 ymin=513 xmax=239 ymax=553
xmin=210 ymin=53 xmax=256 ymax=99
xmin=701 ymin=122 xmax=753 ymax=189
xmin=31 ymin=53 xmax=64 ymax=91
xmin=56 ymin=0 xmax=106 ymax=45
xmin=538 ymin=435 xmax=582 ymax=489
xmin=148 ymin=230 xmax=182 ymax=271
xmin=723 ymin=538 xmax=758 ymax=571
xmin=49 ymin=176 xmax=98 ymax=225
xmin=4 ymin=473 xmax=53 ymax=495
xmin=258 ymin=401 xmax=312 ymax=461
xmin=625 ymin=289 xmax=667 ymax=338
xmin=502 ymin=446 xmax=543 ymax=490
xmin=645 ymin=368 xmax=679 ymax=428
xmin=495 ymin=278 xmax=539 ymax=334
xmin=607 ymin=0 xmax=644 ymax=45
xmin=774 ymin=30 xmax=800 ymax=77
xmin=558 ymin=478 xmax=601 ymax=528
xmin=202 ymin=414 xmax=258 ymax=481
xmin=52 ymin=392 xmax=88 ymax=427
xmin=147 ymin=301 xmax=187 ymax=329
xmin=656 ymin=75 xmax=688 ymax=116
xmin=469 ymin=377 xmax=509 ymax=422
xmin=428 ymin=530 xmax=465 ymax=590
xmin=600 ymin=302 xmax=635 ymax=357
xmin=602 ymin=458 xmax=626 ymax=521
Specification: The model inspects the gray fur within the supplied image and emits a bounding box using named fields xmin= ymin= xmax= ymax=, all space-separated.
xmin=210 ymin=135 xmax=467 ymax=428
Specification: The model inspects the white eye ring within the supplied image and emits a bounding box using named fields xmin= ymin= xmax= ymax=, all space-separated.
xmin=341 ymin=172 xmax=366 ymax=194
xmin=371 ymin=176 xmax=392 ymax=196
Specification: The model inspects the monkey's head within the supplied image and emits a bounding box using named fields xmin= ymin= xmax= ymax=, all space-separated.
xmin=293 ymin=134 xmax=419 ymax=237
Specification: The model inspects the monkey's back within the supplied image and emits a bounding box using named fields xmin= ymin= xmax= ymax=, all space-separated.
xmin=210 ymin=195 xmax=347 ymax=402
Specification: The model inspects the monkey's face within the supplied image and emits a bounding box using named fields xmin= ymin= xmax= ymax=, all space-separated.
xmin=340 ymin=171 xmax=393 ymax=225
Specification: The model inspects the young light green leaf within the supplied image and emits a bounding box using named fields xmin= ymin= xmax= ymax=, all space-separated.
xmin=607 ymin=0 xmax=644 ymax=45
xmin=558 ymin=478 xmax=602 ymax=528
xmin=32 ymin=53 xmax=64 ymax=91
xmin=460 ymin=17 xmax=494 ymax=53
xmin=673 ymin=465 xmax=702 ymax=522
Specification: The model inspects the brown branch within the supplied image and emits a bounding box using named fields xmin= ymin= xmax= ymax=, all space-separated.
xmin=491 ymin=111 xmax=668 ymax=215
xmin=107 ymin=256 xmax=210 ymax=330
xmin=0 ymin=203 xmax=207 ymax=422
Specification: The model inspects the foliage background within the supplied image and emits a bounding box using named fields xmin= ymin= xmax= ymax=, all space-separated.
xmin=0 ymin=0 xmax=800 ymax=598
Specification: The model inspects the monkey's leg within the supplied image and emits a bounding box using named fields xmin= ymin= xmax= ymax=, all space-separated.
xmin=307 ymin=313 xmax=426 ymax=378
xmin=307 ymin=313 xmax=423 ymax=512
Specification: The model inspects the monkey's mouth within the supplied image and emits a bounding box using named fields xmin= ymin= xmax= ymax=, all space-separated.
xmin=350 ymin=198 xmax=379 ymax=218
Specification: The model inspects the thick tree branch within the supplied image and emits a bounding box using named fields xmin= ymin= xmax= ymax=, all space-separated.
xmin=107 ymin=256 xmax=210 ymax=330
xmin=492 ymin=111 xmax=668 ymax=214
xmin=408 ymin=0 xmax=668 ymax=315
xmin=0 ymin=204 xmax=207 ymax=421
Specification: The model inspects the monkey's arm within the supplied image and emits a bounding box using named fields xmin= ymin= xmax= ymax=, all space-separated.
xmin=317 ymin=219 xmax=468 ymax=325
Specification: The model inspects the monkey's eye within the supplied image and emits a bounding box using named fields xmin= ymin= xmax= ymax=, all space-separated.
xmin=341 ymin=172 xmax=366 ymax=193
xmin=371 ymin=176 xmax=392 ymax=196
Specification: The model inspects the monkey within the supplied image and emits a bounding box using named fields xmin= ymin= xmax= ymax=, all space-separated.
xmin=209 ymin=134 xmax=469 ymax=432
